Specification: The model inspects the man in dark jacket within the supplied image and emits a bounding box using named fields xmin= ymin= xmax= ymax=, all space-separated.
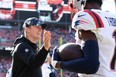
xmin=6 ymin=17 xmax=51 ymax=77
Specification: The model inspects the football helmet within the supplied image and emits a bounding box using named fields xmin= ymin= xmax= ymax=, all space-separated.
xmin=69 ymin=0 xmax=87 ymax=11
xmin=68 ymin=0 xmax=87 ymax=18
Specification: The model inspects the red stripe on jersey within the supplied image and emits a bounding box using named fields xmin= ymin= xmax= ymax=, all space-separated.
xmin=91 ymin=11 xmax=104 ymax=28
xmin=84 ymin=10 xmax=104 ymax=28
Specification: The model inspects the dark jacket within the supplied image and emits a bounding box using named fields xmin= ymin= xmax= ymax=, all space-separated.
xmin=11 ymin=35 xmax=49 ymax=77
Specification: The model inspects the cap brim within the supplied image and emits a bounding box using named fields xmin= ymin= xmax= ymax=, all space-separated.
xmin=40 ymin=23 xmax=47 ymax=29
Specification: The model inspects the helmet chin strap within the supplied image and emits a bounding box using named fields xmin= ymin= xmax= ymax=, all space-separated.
xmin=69 ymin=0 xmax=87 ymax=18
xmin=81 ymin=0 xmax=87 ymax=10
xmin=81 ymin=4 xmax=84 ymax=11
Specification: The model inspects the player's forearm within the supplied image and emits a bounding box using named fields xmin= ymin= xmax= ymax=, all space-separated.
xmin=59 ymin=40 xmax=100 ymax=74
xmin=60 ymin=58 xmax=99 ymax=74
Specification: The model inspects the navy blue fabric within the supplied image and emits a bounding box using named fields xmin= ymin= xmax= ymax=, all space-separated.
xmin=53 ymin=47 xmax=61 ymax=61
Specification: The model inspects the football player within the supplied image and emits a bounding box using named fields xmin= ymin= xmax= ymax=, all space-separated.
xmin=51 ymin=0 xmax=116 ymax=77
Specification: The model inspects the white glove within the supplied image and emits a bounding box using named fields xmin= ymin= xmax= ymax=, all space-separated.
xmin=51 ymin=47 xmax=59 ymax=69
xmin=6 ymin=68 xmax=12 ymax=77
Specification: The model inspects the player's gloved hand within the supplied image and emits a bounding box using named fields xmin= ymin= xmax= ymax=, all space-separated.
xmin=51 ymin=46 xmax=60 ymax=69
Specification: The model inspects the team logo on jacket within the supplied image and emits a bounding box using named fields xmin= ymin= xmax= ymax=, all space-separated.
xmin=25 ymin=48 xmax=29 ymax=52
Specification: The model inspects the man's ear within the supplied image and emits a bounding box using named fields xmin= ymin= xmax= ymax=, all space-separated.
xmin=25 ymin=27 xmax=31 ymax=33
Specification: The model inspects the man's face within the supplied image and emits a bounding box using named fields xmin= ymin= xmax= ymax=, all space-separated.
xmin=27 ymin=26 xmax=43 ymax=40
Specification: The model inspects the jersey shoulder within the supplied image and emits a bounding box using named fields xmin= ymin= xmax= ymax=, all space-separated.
xmin=72 ymin=10 xmax=100 ymax=30
xmin=72 ymin=9 xmax=116 ymax=30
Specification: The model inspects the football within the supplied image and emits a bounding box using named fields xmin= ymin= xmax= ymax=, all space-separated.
xmin=58 ymin=43 xmax=84 ymax=61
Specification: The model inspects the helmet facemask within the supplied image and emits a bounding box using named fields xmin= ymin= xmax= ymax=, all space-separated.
xmin=69 ymin=0 xmax=87 ymax=19
xmin=69 ymin=0 xmax=87 ymax=13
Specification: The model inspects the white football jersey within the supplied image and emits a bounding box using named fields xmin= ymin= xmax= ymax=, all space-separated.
xmin=72 ymin=9 xmax=116 ymax=77
xmin=41 ymin=63 xmax=51 ymax=77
